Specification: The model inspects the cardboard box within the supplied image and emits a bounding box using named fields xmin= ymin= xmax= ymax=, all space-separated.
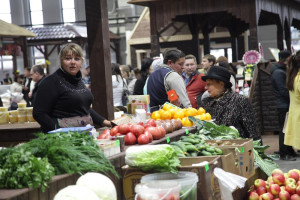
xmin=207 ymin=139 xmax=254 ymax=178
xmin=220 ymin=152 xmax=241 ymax=176
xmin=179 ymin=156 xmax=222 ymax=200
xmin=122 ymin=156 xmax=223 ymax=200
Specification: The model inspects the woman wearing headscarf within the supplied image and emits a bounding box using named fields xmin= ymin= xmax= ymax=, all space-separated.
xmin=198 ymin=66 xmax=261 ymax=140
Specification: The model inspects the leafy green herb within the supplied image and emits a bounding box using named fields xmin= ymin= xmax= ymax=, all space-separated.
xmin=0 ymin=147 xmax=54 ymax=191
xmin=19 ymin=132 xmax=119 ymax=178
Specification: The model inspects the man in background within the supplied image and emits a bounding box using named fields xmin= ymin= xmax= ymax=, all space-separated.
xmin=147 ymin=49 xmax=191 ymax=112
xmin=22 ymin=67 xmax=32 ymax=107
xmin=182 ymin=54 xmax=206 ymax=108
xmin=29 ymin=65 xmax=46 ymax=106
xmin=200 ymin=54 xmax=216 ymax=74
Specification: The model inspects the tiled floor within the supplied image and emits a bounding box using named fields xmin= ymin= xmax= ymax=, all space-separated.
xmin=262 ymin=134 xmax=300 ymax=173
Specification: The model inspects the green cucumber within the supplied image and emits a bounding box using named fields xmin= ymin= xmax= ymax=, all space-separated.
xmin=185 ymin=144 xmax=198 ymax=152
xmin=201 ymin=150 xmax=212 ymax=156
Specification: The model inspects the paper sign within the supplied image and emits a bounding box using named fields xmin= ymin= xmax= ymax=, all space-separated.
xmin=237 ymin=67 xmax=244 ymax=75
xmin=116 ymin=140 xmax=120 ymax=146
xmin=238 ymin=80 xmax=244 ymax=88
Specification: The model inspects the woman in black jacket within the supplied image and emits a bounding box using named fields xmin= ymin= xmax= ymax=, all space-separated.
xmin=33 ymin=43 xmax=111 ymax=133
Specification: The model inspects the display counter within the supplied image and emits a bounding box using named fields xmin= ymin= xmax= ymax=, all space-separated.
xmin=0 ymin=127 xmax=195 ymax=200
xmin=0 ymin=122 xmax=41 ymax=147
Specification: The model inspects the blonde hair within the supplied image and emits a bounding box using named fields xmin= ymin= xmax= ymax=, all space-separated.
xmin=59 ymin=43 xmax=84 ymax=65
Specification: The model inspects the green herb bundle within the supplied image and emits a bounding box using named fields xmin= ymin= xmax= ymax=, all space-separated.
xmin=20 ymin=132 xmax=119 ymax=178
xmin=0 ymin=147 xmax=54 ymax=191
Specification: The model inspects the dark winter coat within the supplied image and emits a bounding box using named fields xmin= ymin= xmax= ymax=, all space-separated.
xmin=270 ymin=62 xmax=289 ymax=109
xmin=199 ymin=91 xmax=261 ymax=140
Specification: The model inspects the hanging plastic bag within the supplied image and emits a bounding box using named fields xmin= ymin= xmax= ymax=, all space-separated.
xmin=213 ymin=168 xmax=247 ymax=200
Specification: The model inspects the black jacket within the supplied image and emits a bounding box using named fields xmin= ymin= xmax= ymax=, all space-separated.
xmin=270 ymin=62 xmax=289 ymax=109
xmin=33 ymin=68 xmax=105 ymax=133
xmin=199 ymin=91 xmax=261 ymax=140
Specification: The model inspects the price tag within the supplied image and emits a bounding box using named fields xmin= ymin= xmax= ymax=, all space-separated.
xmin=205 ymin=164 xmax=209 ymax=172
xmin=116 ymin=139 xmax=120 ymax=146
xmin=166 ymin=137 xmax=170 ymax=143
xmin=241 ymin=147 xmax=244 ymax=153
xmin=185 ymin=129 xmax=189 ymax=135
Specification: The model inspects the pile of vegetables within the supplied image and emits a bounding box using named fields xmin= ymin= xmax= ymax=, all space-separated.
xmin=170 ymin=134 xmax=223 ymax=157
xmin=0 ymin=131 xmax=119 ymax=191
xmin=21 ymin=132 xmax=118 ymax=177
xmin=98 ymin=119 xmax=182 ymax=145
xmin=125 ymin=144 xmax=180 ymax=173
xmin=189 ymin=116 xmax=279 ymax=176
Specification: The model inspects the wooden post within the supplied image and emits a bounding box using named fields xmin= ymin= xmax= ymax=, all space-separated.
xmin=149 ymin=5 xmax=160 ymax=57
xmin=203 ymin=30 xmax=210 ymax=55
xmin=85 ymin=0 xmax=114 ymax=120
xmin=284 ymin=21 xmax=291 ymax=51
xmin=187 ymin=16 xmax=200 ymax=63
xmin=277 ymin=23 xmax=284 ymax=50
xmin=22 ymin=37 xmax=29 ymax=68
xmin=231 ymin=37 xmax=238 ymax=62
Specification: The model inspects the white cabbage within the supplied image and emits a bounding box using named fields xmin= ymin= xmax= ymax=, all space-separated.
xmin=76 ymin=172 xmax=117 ymax=200
xmin=54 ymin=185 xmax=100 ymax=200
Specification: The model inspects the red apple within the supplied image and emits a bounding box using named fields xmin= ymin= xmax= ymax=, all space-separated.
xmin=268 ymin=176 xmax=274 ymax=183
xmin=279 ymin=190 xmax=291 ymax=200
xmin=248 ymin=191 xmax=259 ymax=200
xmin=296 ymin=185 xmax=300 ymax=196
xmin=273 ymin=198 xmax=279 ymax=200
xmin=260 ymin=192 xmax=274 ymax=200
xmin=256 ymin=186 xmax=267 ymax=196
xmin=291 ymin=194 xmax=300 ymax=200
xmin=269 ymin=184 xmax=281 ymax=196
xmin=273 ymin=173 xmax=286 ymax=186
xmin=286 ymin=183 xmax=296 ymax=195
xmin=255 ymin=179 xmax=266 ymax=188
xmin=286 ymin=178 xmax=297 ymax=186
xmin=297 ymin=181 xmax=300 ymax=187
xmin=272 ymin=169 xmax=284 ymax=176
xmin=284 ymin=173 xmax=289 ymax=179
xmin=288 ymin=170 xmax=300 ymax=182
xmin=281 ymin=186 xmax=286 ymax=191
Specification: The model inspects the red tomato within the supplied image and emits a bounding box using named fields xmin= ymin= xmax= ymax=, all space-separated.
xmin=118 ymin=124 xmax=130 ymax=135
xmin=125 ymin=132 xmax=137 ymax=145
xmin=138 ymin=121 xmax=144 ymax=126
xmin=97 ymin=129 xmax=110 ymax=139
xmin=110 ymin=126 xmax=119 ymax=136
xmin=146 ymin=127 xmax=162 ymax=140
xmin=157 ymin=126 xmax=166 ymax=137
xmin=130 ymin=125 xmax=145 ymax=137
xmin=115 ymin=133 xmax=122 ymax=136
xmin=144 ymin=130 xmax=153 ymax=143
xmin=137 ymin=134 xmax=150 ymax=145
xmin=143 ymin=123 xmax=152 ymax=129
xmin=147 ymin=119 xmax=157 ymax=127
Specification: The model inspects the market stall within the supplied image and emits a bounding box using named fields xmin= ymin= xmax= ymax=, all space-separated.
xmin=0 ymin=103 xmax=291 ymax=200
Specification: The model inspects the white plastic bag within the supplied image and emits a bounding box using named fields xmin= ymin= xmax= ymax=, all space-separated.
xmin=214 ymin=168 xmax=247 ymax=200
